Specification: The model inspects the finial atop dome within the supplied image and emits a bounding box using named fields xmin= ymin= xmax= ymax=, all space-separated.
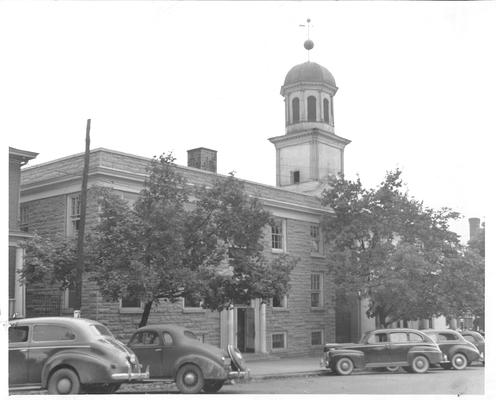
xmin=299 ymin=18 xmax=314 ymax=61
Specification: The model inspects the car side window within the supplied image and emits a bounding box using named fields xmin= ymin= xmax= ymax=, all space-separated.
xmin=367 ymin=333 xmax=388 ymax=344
xmin=163 ymin=332 xmax=173 ymax=346
xmin=439 ymin=333 xmax=457 ymax=341
xmin=33 ymin=325 xmax=76 ymax=342
xmin=129 ymin=331 xmax=158 ymax=346
xmin=389 ymin=333 xmax=408 ymax=343
xmin=9 ymin=326 xmax=29 ymax=343
xmin=408 ymin=333 xmax=423 ymax=342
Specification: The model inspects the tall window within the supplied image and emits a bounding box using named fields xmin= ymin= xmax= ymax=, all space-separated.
xmin=271 ymin=219 xmax=285 ymax=252
xmin=292 ymin=97 xmax=300 ymax=123
xmin=272 ymin=332 xmax=286 ymax=350
xmin=291 ymin=170 xmax=300 ymax=184
xmin=20 ymin=204 xmax=29 ymax=232
xmin=310 ymin=224 xmax=321 ymax=253
xmin=307 ymin=96 xmax=316 ymax=121
xmin=310 ymin=272 xmax=323 ymax=308
xmin=323 ymin=98 xmax=330 ymax=123
xmin=311 ymin=330 xmax=323 ymax=346
xmin=67 ymin=194 xmax=81 ymax=237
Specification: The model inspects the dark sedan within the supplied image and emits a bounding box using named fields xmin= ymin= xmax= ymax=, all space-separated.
xmin=423 ymin=329 xmax=481 ymax=370
xmin=321 ymin=328 xmax=443 ymax=375
xmin=128 ymin=324 xmax=249 ymax=394
xmin=9 ymin=317 xmax=148 ymax=394
xmin=461 ymin=330 xmax=485 ymax=365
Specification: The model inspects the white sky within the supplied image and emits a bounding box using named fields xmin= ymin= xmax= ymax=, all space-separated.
xmin=2 ymin=1 xmax=494 ymax=243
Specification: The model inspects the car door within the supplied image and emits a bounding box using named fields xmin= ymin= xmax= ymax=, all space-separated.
xmin=161 ymin=331 xmax=185 ymax=378
xmin=29 ymin=323 xmax=78 ymax=384
xmin=360 ymin=332 xmax=390 ymax=366
xmin=8 ymin=325 xmax=30 ymax=386
xmin=388 ymin=332 xmax=411 ymax=364
xmin=129 ymin=330 xmax=165 ymax=378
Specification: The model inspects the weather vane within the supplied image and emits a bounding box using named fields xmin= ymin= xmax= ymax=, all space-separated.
xmin=299 ymin=18 xmax=314 ymax=61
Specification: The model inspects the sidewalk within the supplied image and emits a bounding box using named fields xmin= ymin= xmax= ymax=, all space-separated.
xmin=245 ymin=356 xmax=328 ymax=381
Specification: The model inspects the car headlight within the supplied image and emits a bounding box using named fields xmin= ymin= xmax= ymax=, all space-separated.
xmin=128 ymin=354 xmax=137 ymax=364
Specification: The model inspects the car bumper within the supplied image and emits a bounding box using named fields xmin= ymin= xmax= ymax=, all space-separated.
xmin=111 ymin=365 xmax=150 ymax=382
xmin=228 ymin=368 xmax=250 ymax=380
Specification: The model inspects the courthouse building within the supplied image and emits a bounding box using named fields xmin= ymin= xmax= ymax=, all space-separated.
xmin=18 ymin=47 xmax=368 ymax=356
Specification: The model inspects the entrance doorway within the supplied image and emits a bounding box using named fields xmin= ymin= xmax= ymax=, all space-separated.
xmin=236 ymin=308 xmax=255 ymax=353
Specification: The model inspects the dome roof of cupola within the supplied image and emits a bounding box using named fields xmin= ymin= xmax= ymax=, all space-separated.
xmin=283 ymin=61 xmax=336 ymax=87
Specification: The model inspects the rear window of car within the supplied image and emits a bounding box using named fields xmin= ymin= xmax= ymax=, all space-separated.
xmin=90 ymin=324 xmax=113 ymax=338
xmin=184 ymin=330 xmax=198 ymax=340
xmin=33 ymin=325 xmax=76 ymax=342
xmin=9 ymin=326 xmax=29 ymax=343
xmin=438 ymin=333 xmax=458 ymax=341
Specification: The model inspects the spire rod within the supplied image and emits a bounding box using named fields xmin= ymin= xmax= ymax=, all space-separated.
xmin=300 ymin=18 xmax=314 ymax=62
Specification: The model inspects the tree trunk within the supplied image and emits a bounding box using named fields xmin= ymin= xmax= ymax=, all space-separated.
xmin=138 ymin=301 xmax=153 ymax=327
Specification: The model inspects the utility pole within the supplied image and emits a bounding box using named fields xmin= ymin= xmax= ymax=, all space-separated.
xmin=75 ymin=119 xmax=91 ymax=313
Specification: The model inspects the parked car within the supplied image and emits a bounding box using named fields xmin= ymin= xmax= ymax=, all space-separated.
xmin=422 ymin=329 xmax=481 ymax=370
xmin=8 ymin=317 xmax=149 ymax=394
xmin=460 ymin=330 xmax=485 ymax=365
xmin=127 ymin=324 xmax=250 ymax=394
xmin=321 ymin=328 xmax=443 ymax=375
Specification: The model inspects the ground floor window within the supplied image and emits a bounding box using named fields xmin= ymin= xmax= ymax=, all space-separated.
xmin=311 ymin=329 xmax=323 ymax=346
xmin=271 ymin=332 xmax=287 ymax=350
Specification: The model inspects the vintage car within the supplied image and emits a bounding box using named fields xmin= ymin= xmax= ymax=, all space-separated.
xmin=423 ymin=329 xmax=481 ymax=370
xmin=8 ymin=317 xmax=149 ymax=394
xmin=127 ymin=324 xmax=250 ymax=394
xmin=321 ymin=328 xmax=443 ymax=375
xmin=460 ymin=330 xmax=485 ymax=365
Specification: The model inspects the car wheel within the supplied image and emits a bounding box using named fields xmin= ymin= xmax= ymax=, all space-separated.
xmin=451 ymin=353 xmax=468 ymax=370
xmin=411 ymin=355 xmax=429 ymax=373
xmin=386 ymin=366 xmax=401 ymax=372
xmin=203 ymin=380 xmax=224 ymax=393
xmin=176 ymin=363 xmax=204 ymax=394
xmin=47 ymin=368 xmax=81 ymax=394
xmin=335 ymin=357 xmax=354 ymax=375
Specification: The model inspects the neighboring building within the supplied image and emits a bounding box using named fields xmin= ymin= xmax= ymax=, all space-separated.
xmin=19 ymin=43 xmax=353 ymax=357
xmin=8 ymin=147 xmax=38 ymax=318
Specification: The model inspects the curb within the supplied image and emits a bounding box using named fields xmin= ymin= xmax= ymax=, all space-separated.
xmin=244 ymin=370 xmax=329 ymax=382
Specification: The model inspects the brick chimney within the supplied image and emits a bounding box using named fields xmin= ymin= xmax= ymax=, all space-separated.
xmin=187 ymin=147 xmax=217 ymax=173
xmin=468 ymin=217 xmax=481 ymax=241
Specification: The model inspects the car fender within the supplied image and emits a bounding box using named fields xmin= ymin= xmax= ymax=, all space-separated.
xmin=328 ymin=349 xmax=365 ymax=369
xmin=174 ymin=354 xmax=227 ymax=380
xmin=406 ymin=345 xmax=441 ymax=364
xmin=446 ymin=344 xmax=480 ymax=362
xmin=41 ymin=350 xmax=112 ymax=387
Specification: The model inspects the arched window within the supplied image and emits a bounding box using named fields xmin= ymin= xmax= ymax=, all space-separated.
xmin=307 ymin=96 xmax=316 ymax=121
xmin=292 ymin=98 xmax=300 ymax=123
xmin=323 ymin=98 xmax=330 ymax=123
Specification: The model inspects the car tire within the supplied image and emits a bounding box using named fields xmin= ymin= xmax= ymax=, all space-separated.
xmin=176 ymin=363 xmax=204 ymax=394
xmin=411 ymin=355 xmax=429 ymax=373
xmin=386 ymin=366 xmax=401 ymax=372
xmin=47 ymin=368 xmax=81 ymax=394
xmin=335 ymin=357 xmax=354 ymax=376
xmin=202 ymin=380 xmax=224 ymax=393
xmin=451 ymin=353 xmax=468 ymax=370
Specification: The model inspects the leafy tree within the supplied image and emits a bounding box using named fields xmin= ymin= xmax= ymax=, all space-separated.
xmin=20 ymin=233 xmax=78 ymax=292
xmin=88 ymin=154 xmax=296 ymax=326
xmin=321 ymin=169 xmax=464 ymax=327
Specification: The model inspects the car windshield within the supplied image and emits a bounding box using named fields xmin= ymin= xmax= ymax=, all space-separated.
xmin=90 ymin=324 xmax=114 ymax=338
